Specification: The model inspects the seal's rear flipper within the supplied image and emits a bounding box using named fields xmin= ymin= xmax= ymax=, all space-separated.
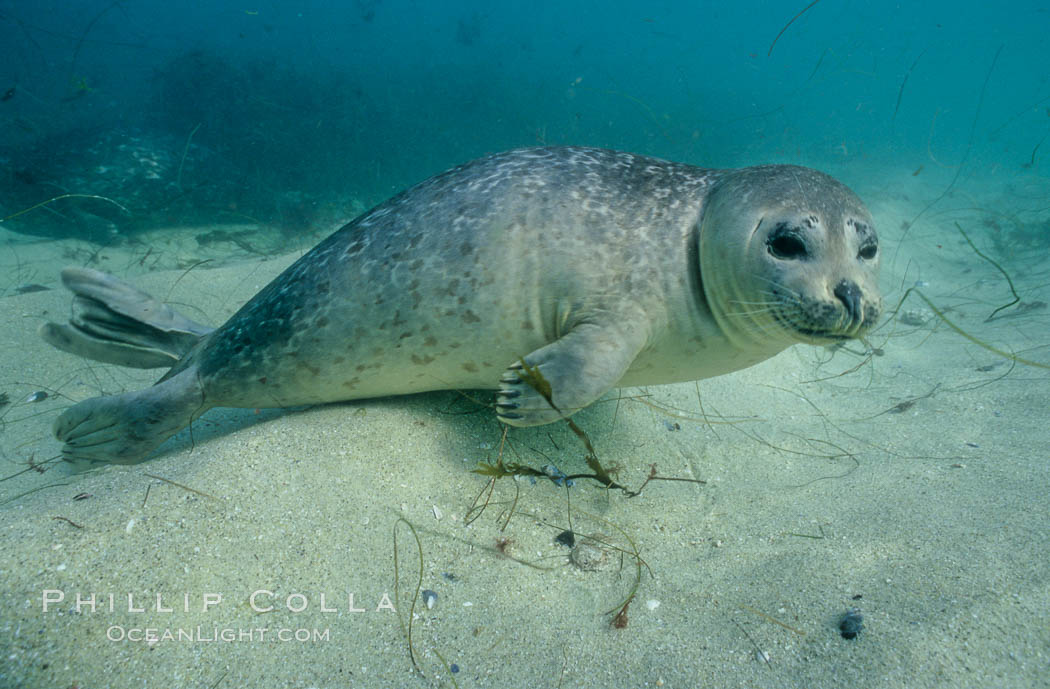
xmin=55 ymin=369 xmax=207 ymax=465
xmin=39 ymin=267 xmax=214 ymax=369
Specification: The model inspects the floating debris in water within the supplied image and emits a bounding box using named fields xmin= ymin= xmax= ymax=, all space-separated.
xmin=839 ymin=608 xmax=864 ymax=639
xmin=421 ymin=589 xmax=438 ymax=609
xmin=25 ymin=391 xmax=48 ymax=403
xmin=662 ymin=420 xmax=681 ymax=431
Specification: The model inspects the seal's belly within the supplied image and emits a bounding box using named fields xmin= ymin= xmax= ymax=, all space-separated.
xmin=619 ymin=335 xmax=784 ymax=388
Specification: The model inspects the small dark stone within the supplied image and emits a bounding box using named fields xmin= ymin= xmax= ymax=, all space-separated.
xmin=555 ymin=530 xmax=575 ymax=548
xmin=839 ymin=608 xmax=864 ymax=639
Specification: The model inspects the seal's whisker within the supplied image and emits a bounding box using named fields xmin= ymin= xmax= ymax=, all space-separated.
xmin=754 ymin=277 xmax=802 ymax=299
xmin=723 ymin=305 xmax=782 ymax=339
xmin=723 ymin=306 xmax=776 ymax=318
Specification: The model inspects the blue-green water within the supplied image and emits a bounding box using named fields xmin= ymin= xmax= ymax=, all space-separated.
xmin=3 ymin=1 xmax=1046 ymax=238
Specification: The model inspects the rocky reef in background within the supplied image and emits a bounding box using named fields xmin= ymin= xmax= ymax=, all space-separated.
xmin=1 ymin=50 xmax=366 ymax=243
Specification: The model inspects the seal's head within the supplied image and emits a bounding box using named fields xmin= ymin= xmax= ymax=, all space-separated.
xmin=699 ymin=164 xmax=881 ymax=349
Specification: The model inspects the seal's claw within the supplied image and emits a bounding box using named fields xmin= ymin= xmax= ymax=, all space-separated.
xmin=495 ymin=357 xmax=572 ymax=427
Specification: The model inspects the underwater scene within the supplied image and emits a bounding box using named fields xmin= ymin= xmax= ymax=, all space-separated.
xmin=1 ymin=1 xmax=1048 ymax=687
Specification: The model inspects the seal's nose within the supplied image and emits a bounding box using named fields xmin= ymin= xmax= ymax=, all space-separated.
xmin=834 ymin=279 xmax=863 ymax=326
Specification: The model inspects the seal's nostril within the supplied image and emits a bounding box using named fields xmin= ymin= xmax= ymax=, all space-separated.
xmin=834 ymin=279 xmax=862 ymax=324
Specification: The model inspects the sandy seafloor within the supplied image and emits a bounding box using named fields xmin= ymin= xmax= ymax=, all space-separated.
xmin=1 ymin=163 xmax=1048 ymax=689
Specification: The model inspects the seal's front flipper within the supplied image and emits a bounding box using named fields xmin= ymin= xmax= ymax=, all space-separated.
xmin=55 ymin=369 xmax=207 ymax=465
xmin=495 ymin=319 xmax=648 ymax=426
xmin=39 ymin=267 xmax=214 ymax=369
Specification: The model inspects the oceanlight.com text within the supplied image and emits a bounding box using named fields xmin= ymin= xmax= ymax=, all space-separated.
xmin=106 ymin=626 xmax=331 ymax=643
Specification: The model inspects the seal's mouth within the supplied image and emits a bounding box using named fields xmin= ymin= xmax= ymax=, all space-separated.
xmin=792 ymin=327 xmax=857 ymax=345
xmin=771 ymin=302 xmax=878 ymax=344
xmin=759 ymin=274 xmax=880 ymax=345
xmin=797 ymin=328 xmax=853 ymax=341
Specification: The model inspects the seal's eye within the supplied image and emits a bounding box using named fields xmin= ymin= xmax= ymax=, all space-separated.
xmin=767 ymin=228 xmax=808 ymax=260
xmin=858 ymin=242 xmax=878 ymax=260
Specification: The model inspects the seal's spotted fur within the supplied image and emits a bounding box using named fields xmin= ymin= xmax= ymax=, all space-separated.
xmin=44 ymin=147 xmax=880 ymax=463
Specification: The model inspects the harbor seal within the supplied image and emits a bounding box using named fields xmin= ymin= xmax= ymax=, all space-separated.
xmin=42 ymin=146 xmax=881 ymax=464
